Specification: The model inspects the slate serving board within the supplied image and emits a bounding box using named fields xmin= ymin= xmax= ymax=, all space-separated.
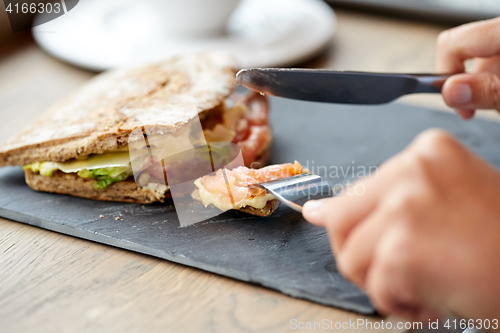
xmin=1 ymin=97 xmax=500 ymax=315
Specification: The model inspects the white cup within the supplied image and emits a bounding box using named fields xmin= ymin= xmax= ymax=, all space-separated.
xmin=144 ymin=0 xmax=242 ymax=38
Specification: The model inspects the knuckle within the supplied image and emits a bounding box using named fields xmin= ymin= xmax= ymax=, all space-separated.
xmin=378 ymin=229 xmax=415 ymax=270
xmin=397 ymin=152 xmax=437 ymax=192
xmin=384 ymin=189 xmax=421 ymax=214
xmin=382 ymin=180 xmax=439 ymax=227
xmin=411 ymin=129 xmax=463 ymax=165
xmin=380 ymin=166 xmax=443 ymax=230
xmin=415 ymin=129 xmax=457 ymax=152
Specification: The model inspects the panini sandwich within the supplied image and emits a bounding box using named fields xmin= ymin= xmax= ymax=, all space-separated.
xmin=0 ymin=53 xmax=273 ymax=204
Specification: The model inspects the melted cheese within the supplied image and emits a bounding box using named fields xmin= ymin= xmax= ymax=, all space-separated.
xmin=55 ymin=151 xmax=131 ymax=173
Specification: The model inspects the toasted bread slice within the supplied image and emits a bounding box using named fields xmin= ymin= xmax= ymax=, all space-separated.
xmin=25 ymin=170 xmax=168 ymax=204
xmin=0 ymin=52 xmax=237 ymax=167
xmin=236 ymin=199 xmax=280 ymax=217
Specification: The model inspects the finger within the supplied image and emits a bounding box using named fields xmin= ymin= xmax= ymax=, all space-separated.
xmin=470 ymin=56 xmax=500 ymax=73
xmin=364 ymin=225 xmax=419 ymax=317
xmin=335 ymin=205 xmax=395 ymax=289
xmin=365 ymin=225 xmax=442 ymax=321
xmin=436 ymin=17 xmax=500 ymax=73
xmin=335 ymin=178 xmax=430 ymax=290
xmin=302 ymin=171 xmax=391 ymax=253
xmin=442 ymin=72 xmax=500 ymax=110
xmin=366 ymin=221 xmax=445 ymax=321
xmin=302 ymin=188 xmax=378 ymax=254
xmin=303 ymin=150 xmax=423 ymax=253
xmin=303 ymin=175 xmax=377 ymax=227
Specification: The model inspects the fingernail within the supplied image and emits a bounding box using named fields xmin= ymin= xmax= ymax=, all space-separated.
xmin=449 ymin=83 xmax=472 ymax=105
xmin=303 ymin=200 xmax=324 ymax=224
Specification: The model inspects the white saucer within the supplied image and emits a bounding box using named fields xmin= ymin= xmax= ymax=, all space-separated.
xmin=33 ymin=0 xmax=336 ymax=71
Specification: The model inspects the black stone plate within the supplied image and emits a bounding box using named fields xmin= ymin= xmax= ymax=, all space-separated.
xmin=1 ymin=97 xmax=500 ymax=315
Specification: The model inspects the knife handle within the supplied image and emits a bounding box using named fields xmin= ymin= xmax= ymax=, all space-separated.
xmin=412 ymin=74 xmax=451 ymax=94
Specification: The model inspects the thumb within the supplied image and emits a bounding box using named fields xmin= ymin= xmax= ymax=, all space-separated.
xmin=442 ymin=72 xmax=500 ymax=113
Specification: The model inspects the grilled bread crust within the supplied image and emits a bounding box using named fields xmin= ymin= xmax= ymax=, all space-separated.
xmin=0 ymin=53 xmax=237 ymax=167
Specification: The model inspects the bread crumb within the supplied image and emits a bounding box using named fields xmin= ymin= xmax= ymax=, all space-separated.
xmin=115 ymin=217 xmax=121 ymax=220
xmin=99 ymin=215 xmax=104 ymax=218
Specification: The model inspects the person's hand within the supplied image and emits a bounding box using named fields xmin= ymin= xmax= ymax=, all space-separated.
xmin=303 ymin=129 xmax=500 ymax=323
xmin=438 ymin=17 xmax=500 ymax=120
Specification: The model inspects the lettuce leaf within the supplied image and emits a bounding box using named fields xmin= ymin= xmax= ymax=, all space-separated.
xmin=77 ymin=167 xmax=133 ymax=189
xmin=24 ymin=162 xmax=133 ymax=189
xmin=23 ymin=162 xmax=59 ymax=177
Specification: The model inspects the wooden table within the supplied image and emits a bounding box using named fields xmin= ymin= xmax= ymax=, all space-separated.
xmin=0 ymin=7 xmax=497 ymax=333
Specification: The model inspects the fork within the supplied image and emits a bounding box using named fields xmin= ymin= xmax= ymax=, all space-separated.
xmin=251 ymin=173 xmax=332 ymax=213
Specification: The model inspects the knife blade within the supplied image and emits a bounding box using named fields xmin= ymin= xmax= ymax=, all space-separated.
xmin=236 ymin=68 xmax=449 ymax=105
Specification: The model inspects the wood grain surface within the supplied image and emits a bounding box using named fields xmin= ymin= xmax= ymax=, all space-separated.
xmin=0 ymin=6 xmax=497 ymax=333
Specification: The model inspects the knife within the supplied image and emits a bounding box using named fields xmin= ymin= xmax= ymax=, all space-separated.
xmin=236 ymin=68 xmax=450 ymax=105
